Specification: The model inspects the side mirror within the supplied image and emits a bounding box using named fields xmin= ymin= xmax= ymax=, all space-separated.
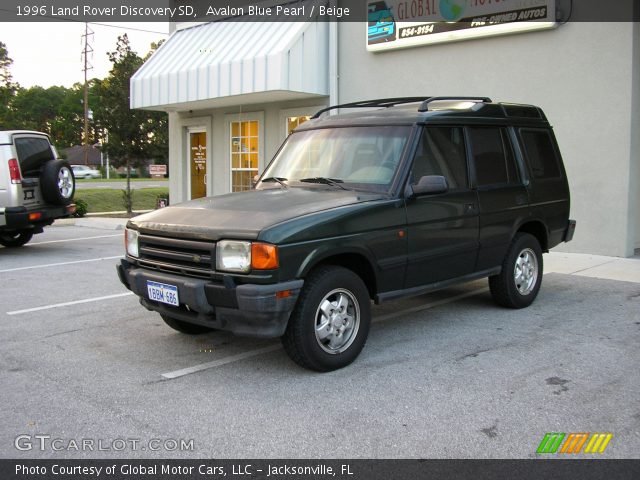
xmin=251 ymin=174 xmax=260 ymax=188
xmin=409 ymin=175 xmax=448 ymax=197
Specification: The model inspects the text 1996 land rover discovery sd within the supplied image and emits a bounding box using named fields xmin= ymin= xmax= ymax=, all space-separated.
xmin=118 ymin=97 xmax=576 ymax=371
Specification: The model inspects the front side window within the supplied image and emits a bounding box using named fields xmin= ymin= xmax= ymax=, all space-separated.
xmin=260 ymin=126 xmax=411 ymax=192
xmin=411 ymin=127 xmax=468 ymax=188
xmin=468 ymin=127 xmax=519 ymax=187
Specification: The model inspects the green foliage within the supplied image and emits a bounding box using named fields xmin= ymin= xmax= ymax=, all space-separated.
xmin=73 ymin=198 xmax=88 ymax=217
xmin=0 ymin=41 xmax=18 ymax=129
xmin=92 ymin=34 xmax=168 ymax=167
xmin=0 ymin=36 xmax=167 ymax=169
xmin=91 ymin=34 xmax=168 ymax=214
xmin=74 ymin=187 xmax=168 ymax=213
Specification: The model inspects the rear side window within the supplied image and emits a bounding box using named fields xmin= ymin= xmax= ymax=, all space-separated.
xmin=468 ymin=127 xmax=519 ymax=187
xmin=520 ymin=129 xmax=561 ymax=179
xmin=411 ymin=127 xmax=468 ymax=188
xmin=14 ymin=137 xmax=55 ymax=176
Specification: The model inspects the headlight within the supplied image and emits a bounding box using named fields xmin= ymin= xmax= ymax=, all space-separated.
xmin=125 ymin=228 xmax=139 ymax=258
xmin=216 ymin=240 xmax=251 ymax=273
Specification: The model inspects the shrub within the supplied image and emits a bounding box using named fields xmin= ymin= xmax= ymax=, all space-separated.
xmin=74 ymin=198 xmax=88 ymax=217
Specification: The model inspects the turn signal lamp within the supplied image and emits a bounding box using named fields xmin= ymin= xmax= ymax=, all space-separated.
xmin=251 ymin=243 xmax=279 ymax=270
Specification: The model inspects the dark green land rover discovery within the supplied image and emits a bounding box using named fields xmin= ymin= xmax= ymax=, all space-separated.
xmin=117 ymin=97 xmax=576 ymax=371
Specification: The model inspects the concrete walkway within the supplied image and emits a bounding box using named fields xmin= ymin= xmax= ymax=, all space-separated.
xmin=545 ymin=252 xmax=640 ymax=284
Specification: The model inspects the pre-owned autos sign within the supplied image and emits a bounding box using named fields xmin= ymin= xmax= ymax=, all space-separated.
xmin=367 ymin=0 xmax=556 ymax=52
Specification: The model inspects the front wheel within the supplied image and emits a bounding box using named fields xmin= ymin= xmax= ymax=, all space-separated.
xmin=0 ymin=231 xmax=34 ymax=248
xmin=489 ymin=233 xmax=543 ymax=308
xmin=282 ymin=266 xmax=371 ymax=372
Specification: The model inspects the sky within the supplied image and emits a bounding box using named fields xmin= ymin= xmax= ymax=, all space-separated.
xmin=1 ymin=22 xmax=170 ymax=88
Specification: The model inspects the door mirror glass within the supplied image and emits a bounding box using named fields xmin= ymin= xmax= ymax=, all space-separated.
xmin=411 ymin=175 xmax=448 ymax=196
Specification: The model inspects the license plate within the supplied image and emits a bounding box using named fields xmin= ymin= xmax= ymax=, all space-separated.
xmin=146 ymin=281 xmax=179 ymax=306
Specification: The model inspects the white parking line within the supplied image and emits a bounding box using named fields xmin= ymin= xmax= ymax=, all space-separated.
xmin=160 ymin=286 xmax=490 ymax=379
xmin=0 ymin=255 xmax=122 ymax=273
xmin=29 ymin=234 xmax=121 ymax=245
xmin=161 ymin=345 xmax=283 ymax=379
xmin=6 ymin=292 xmax=134 ymax=316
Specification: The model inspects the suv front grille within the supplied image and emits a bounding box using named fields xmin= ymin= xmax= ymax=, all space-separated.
xmin=137 ymin=234 xmax=216 ymax=278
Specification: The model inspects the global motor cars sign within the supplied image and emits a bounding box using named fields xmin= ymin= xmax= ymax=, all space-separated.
xmin=367 ymin=0 xmax=557 ymax=52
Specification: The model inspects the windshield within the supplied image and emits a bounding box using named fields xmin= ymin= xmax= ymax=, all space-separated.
xmin=259 ymin=126 xmax=411 ymax=193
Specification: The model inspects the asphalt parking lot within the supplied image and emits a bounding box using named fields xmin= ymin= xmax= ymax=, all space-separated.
xmin=1 ymin=219 xmax=639 ymax=459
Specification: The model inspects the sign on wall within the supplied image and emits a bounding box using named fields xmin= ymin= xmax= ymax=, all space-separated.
xmin=367 ymin=0 xmax=557 ymax=52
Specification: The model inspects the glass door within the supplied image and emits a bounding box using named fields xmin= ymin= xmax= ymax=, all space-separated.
xmin=189 ymin=130 xmax=207 ymax=200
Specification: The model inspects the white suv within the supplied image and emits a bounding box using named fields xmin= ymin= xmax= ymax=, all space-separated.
xmin=0 ymin=131 xmax=76 ymax=247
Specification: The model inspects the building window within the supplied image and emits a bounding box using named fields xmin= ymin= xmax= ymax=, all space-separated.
xmin=230 ymin=120 xmax=259 ymax=192
xmin=286 ymin=116 xmax=311 ymax=135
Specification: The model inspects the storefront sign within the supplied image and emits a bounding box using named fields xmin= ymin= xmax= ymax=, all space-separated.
xmin=367 ymin=0 xmax=556 ymax=52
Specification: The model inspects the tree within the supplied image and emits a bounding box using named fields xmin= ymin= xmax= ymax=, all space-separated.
xmin=93 ymin=34 xmax=168 ymax=214
xmin=0 ymin=41 xmax=18 ymax=128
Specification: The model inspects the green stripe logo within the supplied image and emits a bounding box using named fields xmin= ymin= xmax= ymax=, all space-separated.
xmin=536 ymin=433 xmax=566 ymax=454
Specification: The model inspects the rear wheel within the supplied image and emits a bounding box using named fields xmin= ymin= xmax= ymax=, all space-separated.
xmin=489 ymin=233 xmax=543 ymax=308
xmin=0 ymin=231 xmax=34 ymax=248
xmin=282 ymin=266 xmax=371 ymax=372
xmin=40 ymin=160 xmax=75 ymax=206
xmin=160 ymin=314 xmax=215 ymax=334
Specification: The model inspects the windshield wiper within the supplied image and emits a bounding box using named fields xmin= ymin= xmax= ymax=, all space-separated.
xmin=299 ymin=177 xmax=348 ymax=190
xmin=261 ymin=177 xmax=288 ymax=188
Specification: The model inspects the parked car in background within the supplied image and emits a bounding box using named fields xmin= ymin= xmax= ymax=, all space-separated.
xmin=71 ymin=164 xmax=101 ymax=179
xmin=0 ymin=130 xmax=76 ymax=247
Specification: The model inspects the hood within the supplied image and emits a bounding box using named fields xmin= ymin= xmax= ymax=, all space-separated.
xmin=128 ymin=187 xmax=385 ymax=241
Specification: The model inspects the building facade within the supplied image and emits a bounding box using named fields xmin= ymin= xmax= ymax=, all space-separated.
xmin=130 ymin=5 xmax=639 ymax=257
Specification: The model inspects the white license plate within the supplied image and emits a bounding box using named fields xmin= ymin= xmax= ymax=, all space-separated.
xmin=146 ymin=281 xmax=179 ymax=306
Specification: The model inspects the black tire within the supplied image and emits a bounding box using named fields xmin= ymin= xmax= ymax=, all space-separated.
xmin=160 ymin=314 xmax=214 ymax=335
xmin=282 ymin=265 xmax=371 ymax=372
xmin=489 ymin=233 xmax=543 ymax=309
xmin=40 ymin=160 xmax=75 ymax=206
xmin=0 ymin=231 xmax=34 ymax=248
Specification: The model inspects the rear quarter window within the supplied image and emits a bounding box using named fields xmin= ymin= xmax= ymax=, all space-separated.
xmin=14 ymin=137 xmax=55 ymax=176
xmin=520 ymin=129 xmax=561 ymax=180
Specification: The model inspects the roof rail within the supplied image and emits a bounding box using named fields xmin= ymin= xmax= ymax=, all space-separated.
xmin=418 ymin=96 xmax=492 ymax=112
xmin=311 ymin=97 xmax=432 ymax=119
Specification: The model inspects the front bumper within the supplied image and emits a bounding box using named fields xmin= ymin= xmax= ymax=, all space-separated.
xmin=1 ymin=204 xmax=76 ymax=232
xmin=117 ymin=259 xmax=303 ymax=338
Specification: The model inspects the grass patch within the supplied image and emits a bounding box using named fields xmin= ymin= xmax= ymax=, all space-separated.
xmin=75 ymin=188 xmax=169 ymax=213
xmin=76 ymin=177 xmax=168 ymax=183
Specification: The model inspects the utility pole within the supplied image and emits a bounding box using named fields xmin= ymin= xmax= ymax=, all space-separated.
xmin=81 ymin=23 xmax=94 ymax=166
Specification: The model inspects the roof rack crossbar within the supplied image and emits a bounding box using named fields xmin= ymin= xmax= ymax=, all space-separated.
xmin=311 ymin=97 xmax=433 ymax=119
xmin=418 ymin=96 xmax=492 ymax=112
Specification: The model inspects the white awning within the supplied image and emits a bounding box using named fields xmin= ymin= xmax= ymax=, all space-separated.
xmin=130 ymin=21 xmax=328 ymax=110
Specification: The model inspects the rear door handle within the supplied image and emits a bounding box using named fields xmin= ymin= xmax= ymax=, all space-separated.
xmin=516 ymin=194 xmax=527 ymax=206
xmin=464 ymin=203 xmax=477 ymax=214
